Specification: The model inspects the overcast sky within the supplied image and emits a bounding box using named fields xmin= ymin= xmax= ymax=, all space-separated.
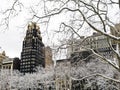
xmin=0 ymin=0 xmax=67 ymax=58
xmin=0 ymin=0 xmax=119 ymax=59
xmin=0 ymin=0 xmax=43 ymax=58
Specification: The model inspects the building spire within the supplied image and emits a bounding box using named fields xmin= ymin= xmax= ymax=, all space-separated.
xmin=27 ymin=22 xmax=41 ymax=32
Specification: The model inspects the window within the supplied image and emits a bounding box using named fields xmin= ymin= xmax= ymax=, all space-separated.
xmin=9 ymin=66 xmax=11 ymax=69
xmin=3 ymin=66 xmax=5 ymax=69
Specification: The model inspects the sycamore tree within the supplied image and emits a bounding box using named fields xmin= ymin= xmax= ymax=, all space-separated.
xmin=1 ymin=0 xmax=120 ymax=67
xmin=27 ymin=0 xmax=120 ymax=88
xmin=0 ymin=67 xmax=55 ymax=90
xmin=71 ymin=57 xmax=120 ymax=89
xmin=1 ymin=0 xmax=120 ymax=89
xmin=0 ymin=62 xmax=119 ymax=90
xmin=3 ymin=0 xmax=119 ymax=69
xmin=24 ymin=0 xmax=120 ymax=81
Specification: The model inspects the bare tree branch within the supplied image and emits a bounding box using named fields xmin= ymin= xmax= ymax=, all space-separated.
xmin=71 ymin=73 xmax=120 ymax=83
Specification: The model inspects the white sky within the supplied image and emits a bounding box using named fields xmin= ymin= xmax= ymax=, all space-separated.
xmin=0 ymin=0 xmax=41 ymax=58
xmin=0 ymin=0 xmax=67 ymax=58
xmin=0 ymin=0 xmax=119 ymax=59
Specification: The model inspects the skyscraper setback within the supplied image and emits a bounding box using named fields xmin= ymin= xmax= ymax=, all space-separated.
xmin=20 ymin=22 xmax=45 ymax=73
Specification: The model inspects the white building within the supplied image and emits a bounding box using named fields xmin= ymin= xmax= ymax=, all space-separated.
xmin=2 ymin=58 xmax=14 ymax=71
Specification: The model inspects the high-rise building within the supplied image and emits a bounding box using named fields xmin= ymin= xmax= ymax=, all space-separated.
xmin=20 ymin=22 xmax=45 ymax=73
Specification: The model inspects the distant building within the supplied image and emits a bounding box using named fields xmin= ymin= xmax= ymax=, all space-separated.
xmin=68 ymin=32 xmax=115 ymax=65
xmin=110 ymin=23 xmax=120 ymax=37
xmin=82 ymin=32 xmax=114 ymax=58
xmin=13 ymin=58 xmax=20 ymax=70
xmin=67 ymin=37 xmax=84 ymax=58
xmin=20 ymin=22 xmax=45 ymax=73
xmin=55 ymin=59 xmax=71 ymax=90
xmin=0 ymin=51 xmax=8 ymax=69
xmin=67 ymin=24 xmax=120 ymax=63
xmin=110 ymin=23 xmax=120 ymax=46
xmin=55 ymin=59 xmax=70 ymax=67
xmin=45 ymin=46 xmax=53 ymax=68
xmin=2 ymin=57 xmax=20 ymax=71
xmin=2 ymin=58 xmax=13 ymax=70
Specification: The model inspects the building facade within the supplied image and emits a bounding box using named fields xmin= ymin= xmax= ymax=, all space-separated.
xmin=68 ymin=32 xmax=115 ymax=66
xmin=82 ymin=32 xmax=114 ymax=59
xmin=0 ymin=51 xmax=8 ymax=69
xmin=45 ymin=46 xmax=53 ymax=68
xmin=2 ymin=57 xmax=20 ymax=71
xmin=2 ymin=58 xmax=13 ymax=70
xmin=20 ymin=22 xmax=45 ymax=73
xmin=110 ymin=23 xmax=120 ymax=47
xmin=67 ymin=37 xmax=84 ymax=58
xmin=55 ymin=59 xmax=71 ymax=90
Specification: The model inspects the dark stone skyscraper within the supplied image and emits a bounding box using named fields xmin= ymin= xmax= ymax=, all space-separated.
xmin=20 ymin=22 xmax=45 ymax=73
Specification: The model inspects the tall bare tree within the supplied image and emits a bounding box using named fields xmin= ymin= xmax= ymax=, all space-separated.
xmin=28 ymin=0 xmax=120 ymax=71
xmin=1 ymin=0 xmax=120 ymax=89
